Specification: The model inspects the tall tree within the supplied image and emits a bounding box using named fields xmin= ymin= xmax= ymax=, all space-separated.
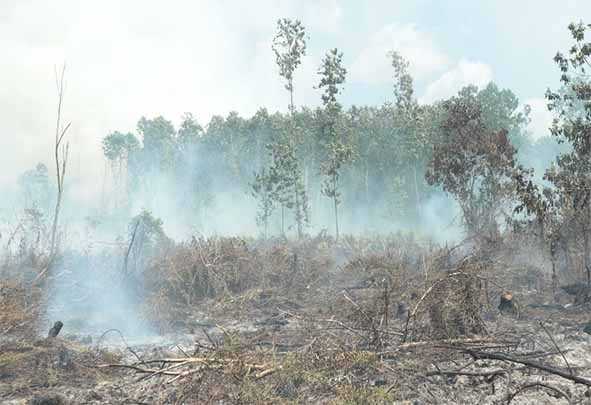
xmin=262 ymin=18 xmax=309 ymax=238
xmin=389 ymin=51 xmax=426 ymax=218
xmin=102 ymin=131 xmax=140 ymax=211
xmin=390 ymin=51 xmax=414 ymax=109
xmin=545 ymin=21 xmax=591 ymax=285
xmin=177 ymin=112 xmax=204 ymax=148
xmin=49 ymin=65 xmax=71 ymax=259
xmin=250 ymin=168 xmax=275 ymax=238
xmin=272 ymin=18 xmax=307 ymax=115
xmin=317 ymin=48 xmax=352 ymax=240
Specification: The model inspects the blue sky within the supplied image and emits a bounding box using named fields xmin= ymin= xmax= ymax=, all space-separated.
xmin=313 ymin=0 xmax=589 ymax=112
xmin=0 ymin=0 xmax=589 ymax=199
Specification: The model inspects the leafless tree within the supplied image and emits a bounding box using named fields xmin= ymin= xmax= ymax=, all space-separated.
xmin=49 ymin=64 xmax=71 ymax=259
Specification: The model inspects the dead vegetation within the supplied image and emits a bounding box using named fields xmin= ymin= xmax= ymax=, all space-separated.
xmin=3 ymin=233 xmax=591 ymax=404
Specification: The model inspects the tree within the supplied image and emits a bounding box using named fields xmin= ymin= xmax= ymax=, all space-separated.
xmin=177 ymin=112 xmax=204 ymax=148
xmin=317 ymin=48 xmax=352 ymax=240
xmin=102 ymin=131 xmax=140 ymax=211
xmin=544 ymin=21 xmax=591 ymax=285
xmin=18 ymin=163 xmax=51 ymax=214
xmin=49 ymin=65 xmax=71 ymax=259
xmin=389 ymin=51 xmax=426 ymax=218
xmin=426 ymin=86 xmax=519 ymax=245
xmin=250 ymin=168 xmax=275 ymax=238
xmin=390 ymin=51 xmax=414 ymax=109
xmin=476 ymin=82 xmax=530 ymax=149
xmin=257 ymin=18 xmax=309 ymax=238
xmin=102 ymin=131 xmax=140 ymax=162
xmin=272 ymin=18 xmax=307 ymax=115
xmin=126 ymin=209 xmax=170 ymax=273
xmin=137 ymin=116 xmax=176 ymax=172
xmin=174 ymin=113 xmax=213 ymax=227
xmin=512 ymin=167 xmax=561 ymax=297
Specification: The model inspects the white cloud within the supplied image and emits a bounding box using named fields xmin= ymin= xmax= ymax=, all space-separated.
xmin=420 ymin=59 xmax=493 ymax=103
xmin=525 ymin=98 xmax=553 ymax=139
xmin=350 ymin=23 xmax=449 ymax=84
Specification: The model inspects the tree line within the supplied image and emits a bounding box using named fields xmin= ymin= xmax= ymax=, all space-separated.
xmin=17 ymin=20 xmax=588 ymax=278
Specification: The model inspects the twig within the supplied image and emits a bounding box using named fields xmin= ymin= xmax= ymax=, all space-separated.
xmin=539 ymin=321 xmax=574 ymax=376
xmin=402 ymin=272 xmax=465 ymax=342
xmin=123 ymin=218 xmax=141 ymax=277
xmin=95 ymin=328 xmax=143 ymax=364
xmin=506 ymin=382 xmax=571 ymax=404
xmin=176 ymin=345 xmax=190 ymax=358
xmin=425 ymin=369 xmax=507 ymax=378
xmin=256 ymin=367 xmax=278 ymax=379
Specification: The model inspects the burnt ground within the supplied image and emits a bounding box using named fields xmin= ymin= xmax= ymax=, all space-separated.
xmin=3 ymin=240 xmax=591 ymax=404
xmin=0 ymin=268 xmax=591 ymax=404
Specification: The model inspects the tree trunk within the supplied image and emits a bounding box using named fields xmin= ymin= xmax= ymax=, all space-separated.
xmin=365 ymin=163 xmax=370 ymax=207
xmin=413 ymin=163 xmax=421 ymax=218
xmin=564 ymin=239 xmax=572 ymax=274
xmin=295 ymin=187 xmax=303 ymax=239
xmin=264 ymin=219 xmax=268 ymax=240
xmin=551 ymin=245 xmax=558 ymax=302
xmin=333 ymin=173 xmax=339 ymax=241
xmin=49 ymin=195 xmax=62 ymax=258
xmin=290 ymin=85 xmax=294 ymax=115
xmin=335 ymin=199 xmax=339 ymax=241
xmin=281 ymin=204 xmax=285 ymax=236
xmin=583 ymin=208 xmax=591 ymax=287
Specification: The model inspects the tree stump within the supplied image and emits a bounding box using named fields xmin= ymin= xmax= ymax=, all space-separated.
xmin=498 ymin=292 xmax=518 ymax=315
xmin=47 ymin=321 xmax=63 ymax=338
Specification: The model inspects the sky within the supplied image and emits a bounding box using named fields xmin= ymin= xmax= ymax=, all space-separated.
xmin=1 ymin=0 xmax=590 ymax=202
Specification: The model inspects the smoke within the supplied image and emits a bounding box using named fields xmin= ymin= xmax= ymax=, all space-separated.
xmin=2 ymin=0 xmax=581 ymax=339
xmin=46 ymin=248 xmax=153 ymax=338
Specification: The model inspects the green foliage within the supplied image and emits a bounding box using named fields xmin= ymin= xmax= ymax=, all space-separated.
xmin=177 ymin=112 xmax=203 ymax=148
xmin=539 ymin=21 xmax=591 ymax=284
xmin=250 ymin=168 xmax=275 ymax=237
xmin=129 ymin=209 xmax=168 ymax=246
xmin=317 ymin=48 xmax=352 ymax=239
xmin=128 ymin=209 xmax=170 ymax=270
xmin=253 ymin=18 xmax=310 ymax=238
xmin=96 ymin=19 xmax=574 ymax=242
xmin=272 ymin=18 xmax=307 ymax=99
xmin=318 ymin=48 xmax=347 ymax=112
xmin=102 ymin=131 xmax=139 ymax=161
xmin=389 ymin=50 xmax=414 ymax=109
xmin=477 ymin=82 xmax=530 ymax=149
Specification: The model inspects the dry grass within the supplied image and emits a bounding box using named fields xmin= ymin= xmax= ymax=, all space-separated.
xmin=4 ymin=231 xmax=590 ymax=403
xmin=0 ymin=279 xmax=43 ymax=336
xmin=141 ymin=235 xmax=336 ymax=331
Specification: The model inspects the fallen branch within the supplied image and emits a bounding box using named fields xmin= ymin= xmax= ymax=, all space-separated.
xmin=425 ymin=369 xmax=507 ymax=378
xmin=465 ymin=349 xmax=591 ymax=386
xmin=539 ymin=321 xmax=574 ymax=376
xmin=506 ymin=382 xmax=572 ymax=404
xmin=99 ymin=355 xmax=274 ymax=384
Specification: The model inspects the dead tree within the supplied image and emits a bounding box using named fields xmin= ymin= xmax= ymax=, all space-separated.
xmin=49 ymin=65 xmax=71 ymax=260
